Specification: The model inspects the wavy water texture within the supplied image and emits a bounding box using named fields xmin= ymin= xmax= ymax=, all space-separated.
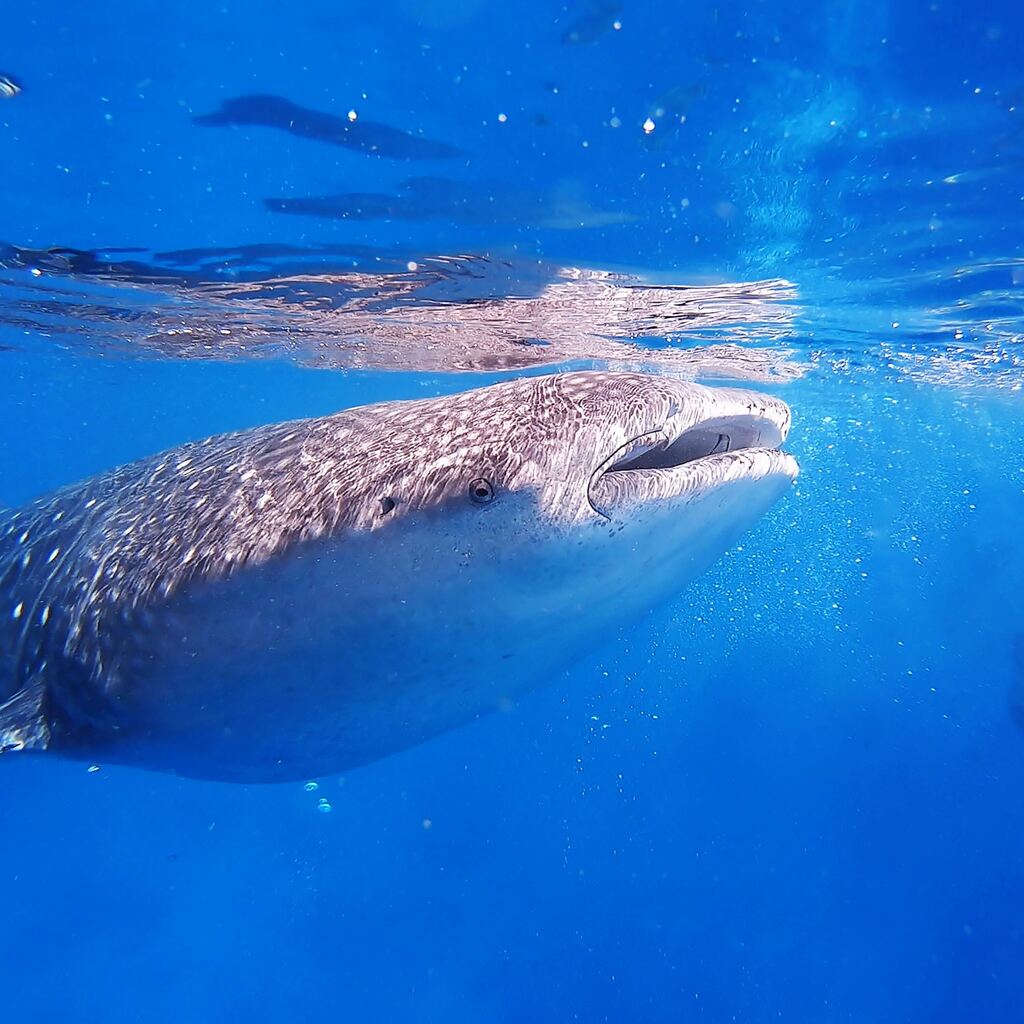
xmin=804 ymin=256 xmax=1024 ymax=390
xmin=0 ymin=245 xmax=802 ymax=381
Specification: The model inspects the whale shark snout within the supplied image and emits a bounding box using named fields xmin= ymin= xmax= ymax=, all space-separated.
xmin=587 ymin=380 xmax=796 ymax=517
xmin=0 ymin=371 xmax=798 ymax=781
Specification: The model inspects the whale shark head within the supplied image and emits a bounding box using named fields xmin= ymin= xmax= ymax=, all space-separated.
xmin=0 ymin=371 xmax=798 ymax=780
xmin=320 ymin=371 xmax=798 ymax=563
xmin=316 ymin=370 xmax=796 ymax=531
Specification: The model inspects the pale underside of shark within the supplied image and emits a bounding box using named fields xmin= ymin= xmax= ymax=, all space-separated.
xmin=0 ymin=371 xmax=798 ymax=782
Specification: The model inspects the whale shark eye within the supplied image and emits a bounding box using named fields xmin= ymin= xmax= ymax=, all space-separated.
xmin=468 ymin=478 xmax=495 ymax=505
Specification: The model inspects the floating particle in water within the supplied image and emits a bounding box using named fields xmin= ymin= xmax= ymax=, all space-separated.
xmin=422 ymin=818 xmax=433 ymax=830
xmin=609 ymin=115 xmax=621 ymax=128
xmin=304 ymin=780 xmax=319 ymax=792
xmin=497 ymin=112 xmax=507 ymax=123
xmin=316 ymin=798 xmax=332 ymax=813
xmin=87 ymin=764 xmax=101 ymax=773
xmin=347 ymin=109 xmax=358 ymax=122
xmin=0 ymin=74 xmax=21 ymax=99
xmin=642 ymin=117 xmax=656 ymax=134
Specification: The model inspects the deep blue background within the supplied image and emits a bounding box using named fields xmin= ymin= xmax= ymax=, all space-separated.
xmin=2 ymin=1 xmax=1023 ymax=1021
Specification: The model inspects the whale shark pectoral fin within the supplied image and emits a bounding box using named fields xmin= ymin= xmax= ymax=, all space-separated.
xmin=0 ymin=676 xmax=51 ymax=753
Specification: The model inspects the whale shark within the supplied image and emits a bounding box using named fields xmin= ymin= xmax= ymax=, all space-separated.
xmin=0 ymin=372 xmax=798 ymax=782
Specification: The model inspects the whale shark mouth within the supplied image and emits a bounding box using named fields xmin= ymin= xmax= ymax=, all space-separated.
xmin=589 ymin=387 xmax=799 ymax=515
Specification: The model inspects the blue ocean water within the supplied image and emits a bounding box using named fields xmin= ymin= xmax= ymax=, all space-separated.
xmin=2 ymin=2 xmax=1023 ymax=1021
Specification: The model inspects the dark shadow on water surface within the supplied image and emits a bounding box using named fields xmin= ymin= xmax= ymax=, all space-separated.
xmin=264 ymin=176 xmax=635 ymax=230
xmin=193 ymin=94 xmax=464 ymax=160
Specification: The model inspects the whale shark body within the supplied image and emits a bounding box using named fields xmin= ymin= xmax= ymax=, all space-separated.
xmin=0 ymin=372 xmax=797 ymax=781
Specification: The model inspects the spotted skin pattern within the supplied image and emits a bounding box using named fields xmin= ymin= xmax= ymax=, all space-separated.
xmin=0 ymin=371 xmax=794 ymax=767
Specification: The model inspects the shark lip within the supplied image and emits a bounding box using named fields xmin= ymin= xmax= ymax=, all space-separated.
xmin=588 ymin=387 xmax=798 ymax=514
